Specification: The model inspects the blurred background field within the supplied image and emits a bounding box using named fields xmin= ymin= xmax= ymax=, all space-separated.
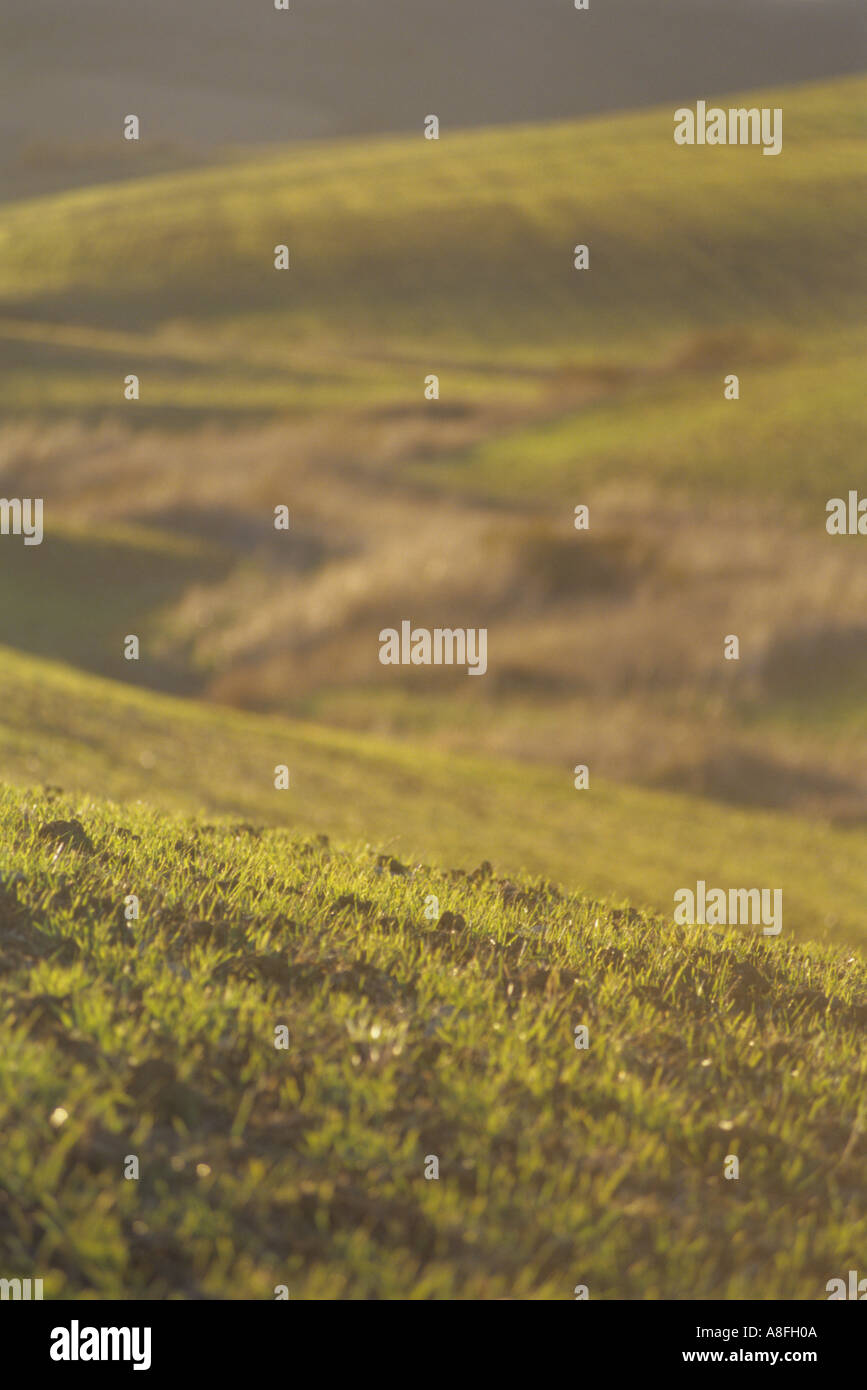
xmin=0 ymin=66 xmax=865 ymax=944
xmin=2 ymin=6 xmax=867 ymax=1303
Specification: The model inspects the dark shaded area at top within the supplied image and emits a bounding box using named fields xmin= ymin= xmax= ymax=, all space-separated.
xmin=1 ymin=0 xmax=864 ymax=148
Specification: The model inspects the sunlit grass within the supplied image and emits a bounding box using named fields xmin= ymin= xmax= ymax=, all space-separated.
xmin=1 ymin=777 xmax=865 ymax=1298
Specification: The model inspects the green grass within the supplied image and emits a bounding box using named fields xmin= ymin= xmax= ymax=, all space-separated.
xmin=409 ymin=334 xmax=867 ymax=511
xmin=0 ymin=75 xmax=863 ymax=428
xmin=0 ymin=76 xmax=863 ymax=778
xmin=0 ymin=522 xmax=230 ymax=681
xmin=0 ymin=645 xmax=864 ymax=947
xmin=1 ymin=779 xmax=866 ymax=1299
xmin=2 ymin=77 xmax=864 ymax=1301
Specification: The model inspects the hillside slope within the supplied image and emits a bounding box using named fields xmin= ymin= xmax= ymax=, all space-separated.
xmin=0 ymin=78 xmax=865 ymax=826
xmin=0 ymin=76 xmax=863 ymax=416
xmin=0 ymin=645 xmax=864 ymax=945
xmin=1 ymin=779 xmax=865 ymax=1299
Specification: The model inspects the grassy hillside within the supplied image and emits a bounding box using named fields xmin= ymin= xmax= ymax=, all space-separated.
xmin=1 ymin=78 xmax=865 ymax=823
xmin=0 ymin=645 xmax=864 ymax=947
xmin=0 ymin=76 xmax=863 ymax=426
xmin=1 ymin=778 xmax=865 ymax=1299
xmin=0 ymin=79 xmax=864 ymax=849
xmin=1 ymin=74 xmax=865 ymax=1300
xmin=413 ymin=340 xmax=867 ymax=510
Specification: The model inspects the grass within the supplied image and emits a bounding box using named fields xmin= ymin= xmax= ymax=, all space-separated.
xmin=0 ymin=76 xmax=863 ymax=424
xmin=0 ymin=76 xmax=863 ymax=821
xmin=410 ymin=335 xmax=867 ymax=512
xmin=1 ymin=75 xmax=865 ymax=1298
xmin=0 ymin=521 xmax=230 ymax=682
xmin=0 ymin=644 xmax=864 ymax=947
xmin=1 ymin=780 xmax=866 ymax=1299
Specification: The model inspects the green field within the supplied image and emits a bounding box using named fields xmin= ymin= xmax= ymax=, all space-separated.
xmin=0 ymin=645 xmax=864 ymax=947
xmin=0 ymin=79 xmax=863 ymax=819
xmin=1 ymin=75 xmax=865 ymax=1299
xmin=0 ymin=75 xmax=863 ymax=442
xmin=1 ymin=775 xmax=865 ymax=1299
xmin=0 ymin=75 xmax=864 ymax=937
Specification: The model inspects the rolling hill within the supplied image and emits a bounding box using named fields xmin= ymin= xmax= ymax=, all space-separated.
xmin=1 ymin=770 xmax=865 ymax=1298
xmin=0 ymin=76 xmax=863 ymax=416
xmin=0 ymin=77 xmax=865 ymax=826
xmin=3 ymin=0 xmax=862 ymax=201
xmin=0 ymin=644 xmax=864 ymax=946
xmin=1 ymin=69 xmax=866 ymax=1302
